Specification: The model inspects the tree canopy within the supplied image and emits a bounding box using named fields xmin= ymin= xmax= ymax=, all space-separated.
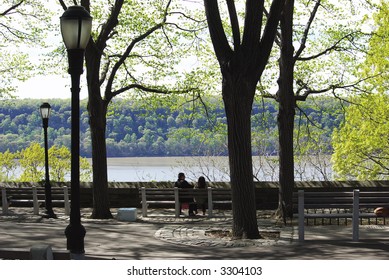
xmin=332 ymin=1 xmax=389 ymax=180
xmin=0 ymin=0 xmax=53 ymax=97
xmin=332 ymin=93 xmax=389 ymax=180
xmin=361 ymin=0 xmax=389 ymax=94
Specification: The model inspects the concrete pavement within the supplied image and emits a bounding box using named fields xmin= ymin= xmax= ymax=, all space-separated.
xmin=1 ymin=208 xmax=389 ymax=259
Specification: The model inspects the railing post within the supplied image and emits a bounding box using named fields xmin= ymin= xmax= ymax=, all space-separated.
xmin=141 ymin=187 xmax=147 ymax=217
xmin=63 ymin=186 xmax=70 ymax=216
xmin=207 ymin=187 xmax=213 ymax=217
xmin=2 ymin=187 xmax=8 ymax=215
xmin=32 ymin=186 xmax=39 ymax=215
xmin=353 ymin=189 xmax=360 ymax=241
xmin=298 ymin=190 xmax=305 ymax=242
xmin=174 ymin=187 xmax=180 ymax=217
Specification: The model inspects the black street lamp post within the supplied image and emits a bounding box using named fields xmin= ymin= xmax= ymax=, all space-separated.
xmin=40 ymin=102 xmax=56 ymax=219
xmin=60 ymin=5 xmax=92 ymax=259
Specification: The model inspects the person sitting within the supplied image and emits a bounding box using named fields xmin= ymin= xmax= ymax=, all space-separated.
xmin=374 ymin=207 xmax=389 ymax=217
xmin=174 ymin=172 xmax=196 ymax=216
xmin=195 ymin=176 xmax=207 ymax=215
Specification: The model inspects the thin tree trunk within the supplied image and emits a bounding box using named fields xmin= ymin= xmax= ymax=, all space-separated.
xmin=277 ymin=0 xmax=295 ymax=221
xmin=89 ymin=102 xmax=112 ymax=219
xmin=277 ymin=104 xmax=295 ymax=220
xmin=85 ymin=45 xmax=113 ymax=219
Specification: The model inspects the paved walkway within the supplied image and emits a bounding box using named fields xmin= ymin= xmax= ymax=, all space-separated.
xmin=1 ymin=208 xmax=389 ymax=259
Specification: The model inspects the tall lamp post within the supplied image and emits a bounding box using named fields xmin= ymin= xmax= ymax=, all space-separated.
xmin=40 ymin=102 xmax=56 ymax=219
xmin=60 ymin=5 xmax=92 ymax=259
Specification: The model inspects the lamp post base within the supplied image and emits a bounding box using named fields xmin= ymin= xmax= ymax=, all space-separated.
xmin=69 ymin=252 xmax=86 ymax=260
xmin=65 ymin=223 xmax=86 ymax=258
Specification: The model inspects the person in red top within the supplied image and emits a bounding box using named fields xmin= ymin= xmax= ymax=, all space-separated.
xmin=174 ymin=172 xmax=196 ymax=216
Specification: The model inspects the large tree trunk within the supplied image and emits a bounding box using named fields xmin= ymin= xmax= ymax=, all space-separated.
xmin=223 ymin=75 xmax=260 ymax=239
xmin=203 ymin=0 xmax=286 ymax=238
xmin=85 ymin=44 xmax=113 ymax=219
xmin=277 ymin=0 xmax=295 ymax=221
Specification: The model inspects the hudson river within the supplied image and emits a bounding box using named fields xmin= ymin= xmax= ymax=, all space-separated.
xmin=105 ymin=156 xmax=332 ymax=182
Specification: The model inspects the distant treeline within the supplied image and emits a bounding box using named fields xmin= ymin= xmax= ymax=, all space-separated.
xmin=0 ymin=96 xmax=344 ymax=157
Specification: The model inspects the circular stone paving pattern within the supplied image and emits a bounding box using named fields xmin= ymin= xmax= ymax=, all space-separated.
xmin=155 ymin=226 xmax=292 ymax=247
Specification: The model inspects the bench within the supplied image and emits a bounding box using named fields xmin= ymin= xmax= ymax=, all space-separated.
xmin=140 ymin=187 xmax=232 ymax=217
xmin=295 ymin=189 xmax=389 ymax=242
xmin=1 ymin=186 xmax=70 ymax=216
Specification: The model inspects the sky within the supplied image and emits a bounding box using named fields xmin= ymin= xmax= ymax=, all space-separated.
xmin=15 ymin=74 xmax=88 ymax=100
xmin=12 ymin=2 xmax=87 ymax=100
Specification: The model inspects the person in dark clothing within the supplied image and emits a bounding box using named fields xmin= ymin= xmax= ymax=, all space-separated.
xmin=195 ymin=176 xmax=207 ymax=215
xmin=174 ymin=172 xmax=196 ymax=216
xmin=174 ymin=172 xmax=191 ymax=189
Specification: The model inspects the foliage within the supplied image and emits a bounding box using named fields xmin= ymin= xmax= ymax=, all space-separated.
xmin=332 ymin=1 xmax=389 ymax=180
xmin=361 ymin=0 xmax=389 ymax=93
xmin=0 ymin=149 xmax=17 ymax=181
xmin=0 ymin=0 xmax=53 ymax=97
xmin=19 ymin=142 xmax=45 ymax=181
xmin=49 ymin=145 xmax=71 ymax=181
xmin=295 ymin=97 xmax=344 ymax=180
xmin=0 ymin=142 xmax=91 ymax=182
xmin=256 ymin=0 xmax=372 ymax=220
xmin=251 ymin=96 xmax=342 ymax=181
xmin=259 ymin=0 xmax=371 ymax=100
xmin=332 ymin=93 xmax=389 ymax=180
xmin=0 ymin=97 xmax=344 ymax=158
xmin=80 ymin=156 xmax=92 ymax=182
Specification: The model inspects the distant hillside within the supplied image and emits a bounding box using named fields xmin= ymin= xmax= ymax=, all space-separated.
xmin=0 ymin=96 xmax=343 ymax=157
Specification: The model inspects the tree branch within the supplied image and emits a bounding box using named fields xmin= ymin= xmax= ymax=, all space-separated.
xmin=105 ymin=0 xmax=172 ymax=102
xmin=169 ymin=11 xmax=206 ymax=24
xmin=58 ymin=0 xmax=67 ymax=10
xmin=255 ymin=0 xmax=286 ymax=76
xmin=294 ymin=0 xmax=321 ymax=60
xmin=165 ymin=22 xmax=204 ymax=33
xmin=226 ymin=0 xmax=241 ymax=50
xmin=295 ymin=75 xmax=378 ymax=101
xmin=111 ymin=84 xmax=198 ymax=98
xmin=96 ymin=0 xmax=123 ymax=52
xmin=360 ymin=151 xmax=389 ymax=174
xmin=297 ymin=32 xmax=363 ymax=61
xmin=296 ymin=105 xmax=321 ymax=128
xmin=242 ymin=0 xmax=263 ymax=51
xmin=204 ymin=0 xmax=233 ymax=65
xmin=1 ymin=0 xmax=24 ymax=16
xmin=263 ymin=7 xmax=281 ymax=47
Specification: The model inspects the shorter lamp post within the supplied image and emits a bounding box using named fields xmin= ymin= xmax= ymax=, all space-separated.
xmin=60 ymin=5 xmax=92 ymax=259
xmin=40 ymin=102 xmax=56 ymax=219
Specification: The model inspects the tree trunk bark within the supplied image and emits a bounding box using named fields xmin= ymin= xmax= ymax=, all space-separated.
xmin=89 ymin=99 xmax=113 ymax=219
xmin=203 ymin=0 xmax=286 ymax=238
xmin=277 ymin=0 xmax=295 ymax=221
xmin=223 ymin=75 xmax=260 ymax=239
xmin=85 ymin=45 xmax=113 ymax=219
xmin=277 ymin=103 xmax=295 ymax=220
